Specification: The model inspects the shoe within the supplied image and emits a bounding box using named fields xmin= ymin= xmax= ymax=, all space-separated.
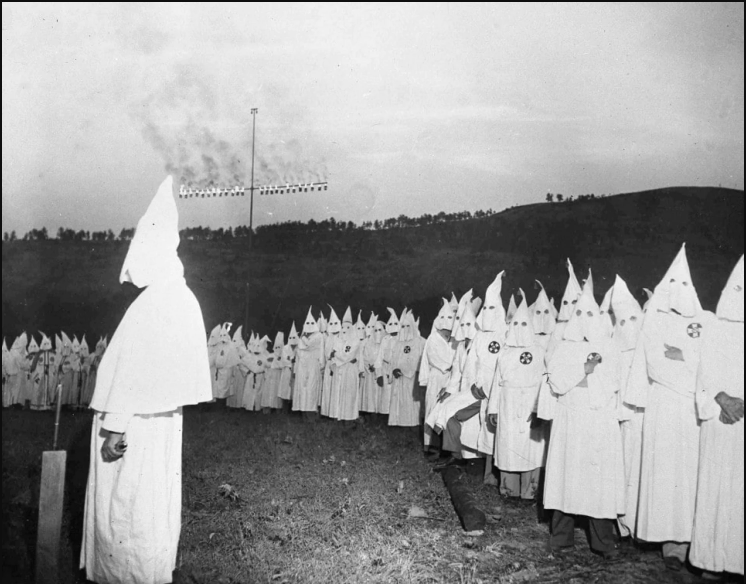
xmin=433 ymin=456 xmax=460 ymax=471
xmin=545 ymin=538 xmax=574 ymax=555
xmin=601 ymin=548 xmax=621 ymax=561
xmin=663 ymin=556 xmax=684 ymax=571
xmin=425 ymin=450 xmax=441 ymax=462
xmin=700 ymin=571 xmax=724 ymax=582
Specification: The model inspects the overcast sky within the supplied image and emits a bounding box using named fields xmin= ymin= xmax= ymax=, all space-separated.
xmin=2 ymin=2 xmax=743 ymax=235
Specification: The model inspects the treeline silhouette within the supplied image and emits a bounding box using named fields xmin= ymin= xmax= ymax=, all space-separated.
xmin=5 ymin=208 xmax=498 ymax=243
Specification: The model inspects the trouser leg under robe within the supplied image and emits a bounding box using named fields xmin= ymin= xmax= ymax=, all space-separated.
xmin=442 ymin=402 xmax=481 ymax=455
xmin=662 ymin=542 xmax=689 ymax=562
xmin=551 ymin=510 xmax=617 ymax=553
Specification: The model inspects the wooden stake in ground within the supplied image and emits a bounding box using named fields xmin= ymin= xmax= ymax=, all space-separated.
xmin=35 ymin=384 xmax=67 ymax=584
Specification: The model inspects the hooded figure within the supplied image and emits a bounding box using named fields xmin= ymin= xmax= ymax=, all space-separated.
xmin=292 ymin=308 xmax=325 ymax=413
xmin=57 ymin=331 xmax=78 ymax=406
xmin=541 ymin=279 xmax=624 ymax=557
xmin=30 ymin=333 xmax=57 ymax=411
xmin=488 ymin=293 xmax=548 ymax=499
xmin=419 ymin=299 xmax=458 ymax=449
xmin=226 ymin=326 xmax=250 ymax=408
xmin=78 ymin=336 xmax=94 ymax=408
xmin=375 ymin=308 xmax=401 ymax=415
xmin=624 ymin=244 xmax=715 ymax=567
xmin=320 ymin=307 xmax=343 ymax=418
xmin=213 ymin=323 xmax=239 ymax=401
xmin=360 ymin=317 xmax=383 ymax=414
xmin=546 ymin=259 xmax=583 ymax=362
xmin=609 ymin=275 xmax=645 ymax=539
xmin=532 ymin=281 xmax=557 ymax=347
xmin=691 ymin=255 xmax=744 ymax=577
xmin=288 ymin=322 xmax=300 ymax=347
xmin=461 ymin=272 xmax=509 ymax=462
xmin=260 ymin=332 xmax=285 ymax=411
xmin=81 ymin=176 xmax=212 ymax=584
xmin=332 ymin=309 xmax=363 ymax=422
xmin=425 ymin=291 xmax=480 ymax=459
xmin=17 ymin=335 xmax=39 ymax=407
xmin=506 ymin=294 xmax=518 ymax=324
xmin=6 ymin=334 xmax=28 ymax=406
xmin=86 ymin=338 xmax=107 ymax=410
xmin=355 ymin=312 xmax=366 ymax=343
xmin=278 ymin=326 xmax=297 ymax=404
xmin=246 ymin=335 xmax=271 ymax=411
xmin=388 ymin=310 xmax=424 ymax=427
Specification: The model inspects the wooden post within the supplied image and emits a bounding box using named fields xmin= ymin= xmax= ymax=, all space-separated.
xmin=36 ymin=384 xmax=67 ymax=584
xmin=35 ymin=451 xmax=67 ymax=584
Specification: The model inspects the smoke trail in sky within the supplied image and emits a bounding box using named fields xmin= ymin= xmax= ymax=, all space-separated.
xmin=132 ymin=65 xmax=327 ymax=188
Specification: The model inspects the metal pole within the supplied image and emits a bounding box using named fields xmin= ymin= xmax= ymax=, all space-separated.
xmin=249 ymin=107 xmax=258 ymax=251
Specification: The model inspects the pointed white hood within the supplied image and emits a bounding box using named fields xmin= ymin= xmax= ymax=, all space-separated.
xmin=288 ymin=322 xmax=300 ymax=345
xmin=453 ymin=290 xmax=477 ymax=342
xmin=557 ymin=259 xmax=582 ymax=322
xmin=302 ymin=307 xmax=319 ymax=334
xmin=506 ymin=292 xmax=535 ymax=347
xmin=399 ymin=311 xmax=416 ymax=342
xmin=373 ymin=320 xmax=386 ymax=344
xmin=434 ymin=298 xmax=455 ymax=332
xmin=716 ymin=255 xmax=744 ymax=322
xmin=27 ymin=335 xmax=39 ymax=354
xmin=327 ymin=306 xmax=342 ymax=334
xmin=479 ymin=271 xmax=506 ymax=332
xmin=120 ymin=176 xmax=184 ymax=288
xmin=599 ymin=284 xmax=614 ymax=335
xmin=207 ymin=324 xmax=221 ymax=347
xmin=611 ymin=275 xmax=643 ymax=351
xmin=11 ymin=333 xmax=28 ymax=355
xmin=232 ymin=325 xmax=244 ymax=345
xmin=563 ymin=277 xmax=608 ymax=343
xmin=80 ymin=336 xmax=90 ymax=357
xmin=39 ymin=333 xmax=53 ymax=352
xmin=273 ymin=332 xmax=285 ymax=353
xmin=449 ymin=293 xmax=459 ymax=313
xmin=649 ymin=244 xmax=702 ymax=317
xmin=506 ymin=294 xmax=518 ymax=323
xmin=355 ymin=312 xmax=366 ymax=341
xmin=385 ymin=307 xmax=400 ymax=334
xmin=365 ymin=313 xmax=377 ymax=338
xmin=532 ymin=281 xmax=557 ymax=335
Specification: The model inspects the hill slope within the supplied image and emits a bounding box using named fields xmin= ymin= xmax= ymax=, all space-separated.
xmin=2 ymin=186 xmax=743 ymax=341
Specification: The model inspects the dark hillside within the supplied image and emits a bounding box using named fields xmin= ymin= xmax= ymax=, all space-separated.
xmin=2 ymin=186 xmax=742 ymax=341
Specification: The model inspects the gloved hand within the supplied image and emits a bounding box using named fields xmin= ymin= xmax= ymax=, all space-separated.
xmin=663 ymin=344 xmax=684 ymax=361
xmin=368 ymin=364 xmax=376 ymax=373
xmin=376 ymin=376 xmax=384 ymax=388
xmin=470 ymin=383 xmax=486 ymax=400
xmin=716 ymin=391 xmax=745 ymax=424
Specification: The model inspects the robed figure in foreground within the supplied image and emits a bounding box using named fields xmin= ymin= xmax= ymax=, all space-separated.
xmin=80 ymin=176 xmax=212 ymax=584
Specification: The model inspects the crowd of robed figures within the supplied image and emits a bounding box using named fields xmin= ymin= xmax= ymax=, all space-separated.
xmin=3 ymin=175 xmax=742 ymax=583
xmin=202 ymin=243 xmax=744 ymax=577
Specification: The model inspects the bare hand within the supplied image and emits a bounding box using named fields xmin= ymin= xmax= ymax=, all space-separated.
xmin=102 ymin=431 xmax=127 ymax=462
xmin=716 ymin=392 xmax=744 ymax=425
xmin=470 ymin=383 xmax=486 ymax=400
xmin=664 ymin=344 xmax=684 ymax=361
xmin=351 ymin=358 xmax=357 ymax=364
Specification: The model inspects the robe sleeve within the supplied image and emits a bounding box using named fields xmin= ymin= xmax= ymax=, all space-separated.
xmin=623 ymin=330 xmax=651 ymax=409
xmin=546 ymin=342 xmax=587 ymax=395
xmin=486 ymin=361 xmax=502 ymax=416
xmin=418 ymin=343 xmax=431 ymax=386
xmin=695 ymin=321 xmax=727 ymax=421
xmin=102 ymin=412 xmax=134 ymax=433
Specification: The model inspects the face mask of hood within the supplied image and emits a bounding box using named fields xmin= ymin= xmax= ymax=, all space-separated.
xmin=479 ymin=271 xmax=506 ymax=332
xmin=327 ymin=307 xmax=342 ymax=334
xmin=648 ymin=244 xmax=702 ymax=317
xmin=434 ymin=298 xmax=455 ymax=332
xmin=302 ymin=308 xmax=319 ymax=334
xmin=506 ymin=293 xmax=535 ymax=347
xmin=557 ymin=259 xmax=582 ymax=322
xmin=532 ymin=281 xmax=557 ymax=335
xmin=611 ymin=275 xmax=643 ymax=350
xmin=385 ymin=308 xmax=400 ymax=334
xmin=563 ymin=281 xmax=609 ymax=343
xmin=716 ymin=255 xmax=744 ymax=322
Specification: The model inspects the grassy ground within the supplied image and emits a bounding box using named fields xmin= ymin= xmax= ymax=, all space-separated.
xmin=2 ymin=406 xmax=735 ymax=584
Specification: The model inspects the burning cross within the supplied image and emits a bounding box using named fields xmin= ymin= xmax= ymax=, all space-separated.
xmin=403 ymin=346 xmax=411 ymax=354
xmin=488 ymin=341 xmax=501 ymax=354
xmin=687 ymin=323 xmax=702 ymax=338
xmin=520 ymin=352 xmax=533 ymax=365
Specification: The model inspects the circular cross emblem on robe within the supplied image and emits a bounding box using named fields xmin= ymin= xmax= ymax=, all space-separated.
xmin=687 ymin=322 xmax=702 ymax=338
xmin=345 ymin=346 xmax=352 ymax=353
xmin=488 ymin=341 xmax=501 ymax=354
xmin=587 ymin=352 xmax=603 ymax=363
xmin=403 ymin=346 xmax=411 ymax=354
xmin=519 ymin=352 xmax=533 ymax=365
